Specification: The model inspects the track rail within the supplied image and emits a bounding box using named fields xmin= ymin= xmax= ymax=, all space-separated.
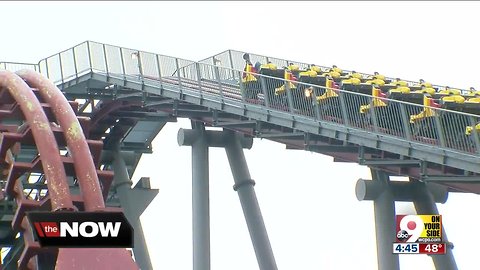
xmin=0 ymin=70 xmax=138 ymax=269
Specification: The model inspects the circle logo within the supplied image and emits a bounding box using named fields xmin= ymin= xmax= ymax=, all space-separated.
xmin=396 ymin=230 xmax=410 ymax=242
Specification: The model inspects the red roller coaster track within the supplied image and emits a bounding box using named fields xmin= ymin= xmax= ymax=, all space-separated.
xmin=0 ymin=70 xmax=139 ymax=269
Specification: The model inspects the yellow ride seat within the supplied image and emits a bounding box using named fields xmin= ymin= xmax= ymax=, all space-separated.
xmin=441 ymin=95 xmax=465 ymax=103
xmin=410 ymin=95 xmax=440 ymax=123
xmin=310 ymin=65 xmax=322 ymax=73
xmin=368 ymin=72 xmax=385 ymax=81
xmin=275 ymin=69 xmax=297 ymax=95
xmin=389 ymin=86 xmax=410 ymax=94
xmin=421 ymin=82 xmax=433 ymax=88
xmin=466 ymin=97 xmax=480 ymax=103
xmin=391 ymin=78 xmax=408 ymax=87
xmin=287 ymin=63 xmax=300 ymax=71
xmin=316 ymin=79 xmax=339 ymax=102
xmin=365 ymin=78 xmax=386 ymax=86
xmin=299 ymin=70 xmax=317 ymax=78
xmin=325 ymin=70 xmax=341 ymax=78
xmin=260 ymin=62 xmax=277 ymax=70
xmin=342 ymin=77 xmax=361 ymax=85
xmin=359 ymin=87 xmax=387 ymax=113
xmin=331 ymin=66 xmax=342 ymax=74
xmin=419 ymin=80 xmax=433 ymax=88
xmin=438 ymin=88 xmax=461 ymax=95
xmin=465 ymin=87 xmax=479 ymax=97
xmin=350 ymin=72 xmax=363 ymax=79
xmin=413 ymin=87 xmax=436 ymax=95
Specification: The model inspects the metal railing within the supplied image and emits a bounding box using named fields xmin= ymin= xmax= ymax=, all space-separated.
xmin=0 ymin=62 xmax=39 ymax=72
xmin=27 ymin=41 xmax=480 ymax=157
xmin=200 ymin=49 xmax=473 ymax=94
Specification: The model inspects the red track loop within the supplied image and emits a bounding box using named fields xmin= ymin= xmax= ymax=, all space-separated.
xmin=17 ymin=69 xmax=105 ymax=212
xmin=0 ymin=70 xmax=139 ymax=270
xmin=0 ymin=70 xmax=74 ymax=211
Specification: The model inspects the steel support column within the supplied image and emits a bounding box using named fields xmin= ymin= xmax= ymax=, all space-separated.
xmin=191 ymin=123 xmax=211 ymax=270
xmin=356 ymin=179 xmax=448 ymax=203
xmin=371 ymin=169 xmax=400 ymax=270
xmin=224 ymin=130 xmax=277 ymax=270
xmin=178 ymin=125 xmax=255 ymax=270
xmin=412 ymin=180 xmax=458 ymax=270
xmin=112 ymin=149 xmax=153 ymax=270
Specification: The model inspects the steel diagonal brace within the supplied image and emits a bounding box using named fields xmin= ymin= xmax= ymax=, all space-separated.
xmin=17 ymin=69 xmax=105 ymax=211
xmin=0 ymin=70 xmax=74 ymax=211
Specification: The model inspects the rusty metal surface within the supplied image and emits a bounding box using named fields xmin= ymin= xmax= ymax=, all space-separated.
xmin=17 ymin=69 xmax=105 ymax=212
xmin=0 ymin=70 xmax=139 ymax=269
xmin=56 ymin=248 xmax=139 ymax=270
xmin=0 ymin=70 xmax=74 ymax=211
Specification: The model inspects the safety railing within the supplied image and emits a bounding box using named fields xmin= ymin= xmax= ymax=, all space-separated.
xmin=200 ymin=49 xmax=472 ymax=94
xmin=34 ymin=41 xmax=480 ymax=157
xmin=36 ymin=41 xmax=197 ymax=87
xmin=0 ymin=62 xmax=39 ymax=72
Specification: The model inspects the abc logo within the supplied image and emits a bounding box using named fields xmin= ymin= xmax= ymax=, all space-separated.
xmin=396 ymin=230 xmax=410 ymax=242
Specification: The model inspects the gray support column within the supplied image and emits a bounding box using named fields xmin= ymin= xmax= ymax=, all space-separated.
xmin=191 ymin=123 xmax=211 ymax=270
xmin=224 ymin=131 xmax=278 ymax=270
xmin=356 ymin=179 xmax=448 ymax=203
xmin=371 ymin=169 xmax=400 ymax=270
xmin=412 ymin=180 xmax=458 ymax=270
xmin=112 ymin=149 xmax=153 ymax=270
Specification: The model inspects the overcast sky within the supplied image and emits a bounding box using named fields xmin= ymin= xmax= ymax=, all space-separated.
xmin=1 ymin=1 xmax=480 ymax=270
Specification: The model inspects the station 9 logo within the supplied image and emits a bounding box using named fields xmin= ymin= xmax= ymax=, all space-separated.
xmin=27 ymin=212 xmax=134 ymax=248
xmin=395 ymin=215 xmax=442 ymax=243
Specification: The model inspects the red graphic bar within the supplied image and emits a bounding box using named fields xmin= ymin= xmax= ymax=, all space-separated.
xmin=33 ymin=222 xmax=45 ymax=237
xmin=419 ymin=243 xmax=446 ymax=255
xmin=40 ymin=222 xmax=60 ymax=237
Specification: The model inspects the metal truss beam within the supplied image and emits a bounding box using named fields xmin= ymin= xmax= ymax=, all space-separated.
xmin=110 ymin=111 xmax=176 ymax=121
xmin=258 ymin=132 xmax=304 ymax=139
xmin=214 ymin=120 xmax=257 ymax=128
xmin=422 ymin=175 xmax=480 ymax=183
xmin=174 ymin=110 xmax=228 ymax=118
xmin=143 ymin=99 xmax=175 ymax=108
xmin=333 ymin=157 xmax=357 ymax=163
xmin=306 ymin=145 xmax=359 ymax=153
xmin=178 ymin=128 xmax=252 ymax=149
xmin=359 ymin=159 xmax=422 ymax=167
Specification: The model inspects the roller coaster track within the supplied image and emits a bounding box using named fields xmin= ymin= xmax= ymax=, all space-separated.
xmin=0 ymin=69 xmax=139 ymax=269
xmin=0 ymin=41 xmax=479 ymax=269
xmin=60 ymin=42 xmax=480 ymax=188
